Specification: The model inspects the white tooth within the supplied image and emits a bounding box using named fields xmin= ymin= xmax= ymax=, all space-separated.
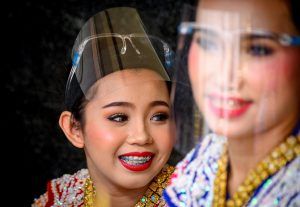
xmin=228 ymin=100 xmax=235 ymax=107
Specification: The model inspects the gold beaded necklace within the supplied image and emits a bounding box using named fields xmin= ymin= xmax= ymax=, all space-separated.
xmin=213 ymin=135 xmax=300 ymax=207
xmin=83 ymin=165 xmax=175 ymax=207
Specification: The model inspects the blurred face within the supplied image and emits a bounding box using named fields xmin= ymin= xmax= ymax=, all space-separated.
xmin=188 ymin=0 xmax=300 ymax=138
xmin=81 ymin=69 xmax=174 ymax=190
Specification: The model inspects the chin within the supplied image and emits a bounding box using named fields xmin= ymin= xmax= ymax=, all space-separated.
xmin=117 ymin=174 xmax=152 ymax=189
xmin=208 ymin=120 xmax=245 ymax=138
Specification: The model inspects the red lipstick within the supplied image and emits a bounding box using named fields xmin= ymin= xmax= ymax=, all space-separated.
xmin=118 ymin=152 xmax=154 ymax=172
xmin=207 ymin=94 xmax=252 ymax=119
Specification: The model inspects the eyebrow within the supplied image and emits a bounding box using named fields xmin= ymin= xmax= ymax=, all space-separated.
xmin=196 ymin=28 xmax=278 ymax=41
xmin=102 ymin=100 xmax=169 ymax=109
xmin=242 ymin=33 xmax=277 ymax=41
xmin=102 ymin=102 xmax=133 ymax=108
xmin=149 ymin=100 xmax=170 ymax=108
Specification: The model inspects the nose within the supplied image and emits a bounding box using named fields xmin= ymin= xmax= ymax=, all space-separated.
xmin=126 ymin=119 xmax=153 ymax=145
xmin=214 ymin=40 xmax=242 ymax=91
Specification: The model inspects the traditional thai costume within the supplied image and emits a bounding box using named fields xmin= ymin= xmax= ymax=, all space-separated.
xmin=163 ymin=134 xmax=300 ymax=206
xmin=33 ymin=165 xmax=174 ymax=207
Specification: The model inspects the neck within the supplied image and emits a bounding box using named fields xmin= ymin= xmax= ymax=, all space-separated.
xmin=86 ymin=162 xmax=150 ymax=207
xmin=226 ymin=126 xmax=291 ymax=196
xmin=85 ymin=162 xmax=173 ymax=207
xmin=93 ymin=183 xmax=148 ymax=207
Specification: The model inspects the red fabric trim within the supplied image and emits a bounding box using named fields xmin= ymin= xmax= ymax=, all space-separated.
xmin=45 ymin=180 xmax=54 ymax=207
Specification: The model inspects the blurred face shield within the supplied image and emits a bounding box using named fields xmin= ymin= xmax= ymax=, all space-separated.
xmin=66 ymin=7 xmax=174 ymax=107
xmin=173 ymin=4 xmax=300 ymax=153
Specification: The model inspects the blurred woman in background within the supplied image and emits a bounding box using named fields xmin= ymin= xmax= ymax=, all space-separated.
xmin=164 ymin=0 xmax=300 ymax=206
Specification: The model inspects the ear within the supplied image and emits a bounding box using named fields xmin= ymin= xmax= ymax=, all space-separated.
xmin=59 ymin=111 xmax=84 ymax=148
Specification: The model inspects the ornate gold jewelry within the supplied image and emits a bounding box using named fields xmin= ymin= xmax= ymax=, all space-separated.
xmin=135 ymin=165 xmax=175 ymax=207
xmin=83 ymin=165 xmax=175 ymax=207
xmin=213 ymin=135 xmax=300 ymax=207
xmin=84 ymin=176 xmax=96 ymax=207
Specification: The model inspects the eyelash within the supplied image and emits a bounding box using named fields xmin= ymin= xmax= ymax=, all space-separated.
xmin=246 ymin=44 xmax=274 ymax=57
xmin=107 ymin=113 xmax=128 ymax=123
xmin=107 ymin=112 xmax=169 ymax=123
xmin=196 ymin=37 xmax=219 ymax=51
xmin=151 ymin=113 xmax=169 ymax=122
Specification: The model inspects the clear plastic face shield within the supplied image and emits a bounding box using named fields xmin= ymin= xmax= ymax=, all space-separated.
xmin=65 ymin=7 xmax=174 ymax=108
xmin=173 ymin=3 xmax=300 ymax=154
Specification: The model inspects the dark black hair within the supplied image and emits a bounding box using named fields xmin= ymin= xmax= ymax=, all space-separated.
xmin=288 ymin=0 xmax=300 ymax=135
xmin=65 ymin=76 xmax=86 ymax=124
xmin=290 ymin=0 xmax=300 ymax=31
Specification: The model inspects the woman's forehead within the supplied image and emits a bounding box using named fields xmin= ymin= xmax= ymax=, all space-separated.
xmin=97 ymin=69 xmax=164 ymax=86
xmin=197 ymin=0 xmax=297 ymax=34
xmin=85 ymin=69 xmax=166 ymax=100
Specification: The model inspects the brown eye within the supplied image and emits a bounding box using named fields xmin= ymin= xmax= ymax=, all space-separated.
xmin=108 ymin=113 xmax=128 ymax=122
xmin=150 ymin=113 xmax=169 ymax=122
xmin=247 ymin=44 xmax=274 ymax=56
xmin=195 ymin=37 xmax=219 ymax=52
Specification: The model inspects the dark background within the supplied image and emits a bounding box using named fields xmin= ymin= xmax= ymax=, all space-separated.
xmin=8 ymin=0 xmax=195 ymax=206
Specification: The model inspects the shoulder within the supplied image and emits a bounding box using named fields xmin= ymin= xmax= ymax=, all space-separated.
xmin=163 ymin=134 xmax=226 ymax=207
xmin=32 ymin=169 xmax=89 ymax=207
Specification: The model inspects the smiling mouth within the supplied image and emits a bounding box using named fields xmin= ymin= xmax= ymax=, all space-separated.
xmin=118 ymin=152 xmax=154 ymax=171
xmin=119 ymin=156 xmax=152 ymax=165
xmin=206 ymin=94 xmax=253 ymax=118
